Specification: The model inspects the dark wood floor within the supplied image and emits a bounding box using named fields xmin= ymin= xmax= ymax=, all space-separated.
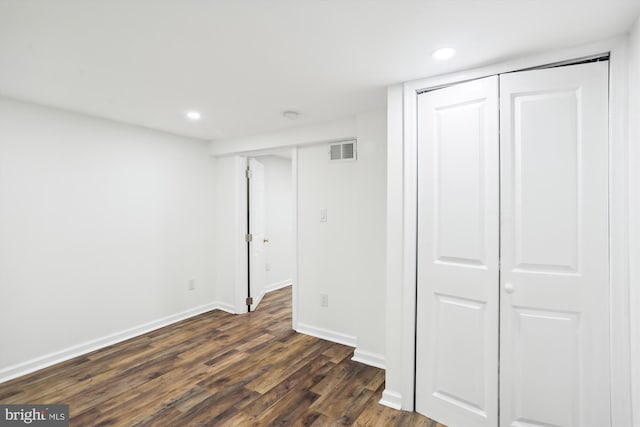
xmin=0 ymin=286 xmax=442 ymax=426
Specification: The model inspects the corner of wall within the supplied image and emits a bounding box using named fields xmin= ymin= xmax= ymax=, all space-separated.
xmin=351 ymin=348 xmax=386 ymax=370
xmin=295 ymin=323 xmax=357 ymax=348
xmin=627 ymin=13 xmax=640 ymax=427
xmin=295 ymin=323 xmax=386 ymax=371
xmin=384 ymin=83 xmax=407 ymax=408
xmin=379 ymin=389 xmax=403 ymax=410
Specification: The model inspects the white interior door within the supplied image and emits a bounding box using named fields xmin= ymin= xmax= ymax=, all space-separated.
xmin=499 ymin=61 xmax=610 ymax=427
xmin=248 ymin=158 xmax=266 ymax=311
xmin=416 ymin=76 xmax=500 ymax=427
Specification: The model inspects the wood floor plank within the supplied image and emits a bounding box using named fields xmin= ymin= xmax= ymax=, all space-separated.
xmin=253 ymin=388 xmax=320 ymax=426
xmin=0 ymin=286 xmax=441 ymax=426
xmin=241 ymin=354 xmax=333 ymax=417
xmin=322 ymin=344 xmax=355 ymax=364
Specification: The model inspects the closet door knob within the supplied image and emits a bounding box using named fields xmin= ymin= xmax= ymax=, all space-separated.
xmin=503 ymin=282 xmax=515 ymax=294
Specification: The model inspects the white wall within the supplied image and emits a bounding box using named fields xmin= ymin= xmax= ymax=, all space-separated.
xmin=0 ymin=97 xmax=219 ymax=378
xmin=209 ymin=113 xmax=388 ymax=365
xmin=628 ymin=15 xmax=640 ymax=427
xmin=209 ymin=117 xmax=356 ymax=156
xmin=297 ymin=111 xmax=387 ymax=362
xmin=256 ymin=156 xmax=293 ymax=290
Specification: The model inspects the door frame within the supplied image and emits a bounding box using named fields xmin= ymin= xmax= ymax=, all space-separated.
xmin=231 ymin=150 xmax=299 ymax=326
xmin=246 ymin=157 xmax=252 ymax=312
xmin=246 ymin=157 xmax=265 ymax=312
xmin=244 ymin=155 xmax=296 ymax=315
xmin=384 ymin=36 xmax=634 ymax=425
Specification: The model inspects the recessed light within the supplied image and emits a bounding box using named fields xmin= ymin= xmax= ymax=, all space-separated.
xmin=186 ymin=111 xmax=201 ymax=121
xmin=282 ymin=110 xmax=299 ymax=120
xmin=432 ymin=47 xmax=456 ymax=60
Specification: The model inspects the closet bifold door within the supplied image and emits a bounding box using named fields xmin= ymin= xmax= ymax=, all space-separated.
xmin=416 ymin=76 xmax=500 ymax=427
xmin=499 ymin=61 xmax=610 ymax=427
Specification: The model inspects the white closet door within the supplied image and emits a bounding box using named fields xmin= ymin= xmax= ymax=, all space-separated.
xmin=416 ymin=76 xmax=500 ymax=427
xmin=499 ymin=62 xmax=610 ymax=427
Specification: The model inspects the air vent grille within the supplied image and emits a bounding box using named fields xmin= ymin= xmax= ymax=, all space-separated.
xmin=329 ymin=140 xmax=357 ymax=161
xmin=330 ymin=144 xmax=342 ymax=160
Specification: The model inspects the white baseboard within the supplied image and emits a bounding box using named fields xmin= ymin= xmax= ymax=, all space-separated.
xmin=379 ymin=389 xmax=403 ymax=410
xmin=0 ymin=301 xmax=234 ymax=384
xmin=296 ymin=323 xmax=357 ymax=348
xmin=352 ymin=348 xmax=386 ymax=370
xmin=253 ymin=290 xmax=266 ymax=310
xmin=265 ymin=280 xmax=291 ymax=293
xmin=215 ymin=302 xmax=237 ymax=314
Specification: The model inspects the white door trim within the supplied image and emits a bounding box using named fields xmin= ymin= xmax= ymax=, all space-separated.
xmin=291 ymin=147 xmax=299 ymax=329
xmin=607 ymin=42 xmax=634 ymax=427
xmin=386 ymin=35 xmax=633 ymax=426
xmin=235 ymin=155 xmax=250 ymax=314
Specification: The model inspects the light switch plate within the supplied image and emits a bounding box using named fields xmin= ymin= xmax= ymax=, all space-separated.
xmin=320 ymin=208 xmax=328 ymax=222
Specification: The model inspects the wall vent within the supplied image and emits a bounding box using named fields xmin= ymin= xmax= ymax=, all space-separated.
xmin=329 ymin=140 xmax=357 ymax=161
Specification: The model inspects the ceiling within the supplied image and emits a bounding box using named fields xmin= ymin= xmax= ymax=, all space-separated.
xmin=1 ymin=1 xmax=639 ymax=142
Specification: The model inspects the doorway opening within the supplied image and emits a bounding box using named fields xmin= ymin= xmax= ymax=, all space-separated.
xmin=245 ymin=152 xmax=294 ymax=313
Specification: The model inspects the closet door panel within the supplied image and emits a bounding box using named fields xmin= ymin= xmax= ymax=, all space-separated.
xmin=500 ymin=61 xmax=610 ymax=427
xmin=513 ymin=90 xmax=579 ymax=272
xmin=416 ymin=76 xmax=499 ymax=427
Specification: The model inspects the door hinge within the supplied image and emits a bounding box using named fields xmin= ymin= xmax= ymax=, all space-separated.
xmin=246 ymin=297 xmax=253 ymax=305
xmin=246 ymin=168 xmax=252 ymax=179
xmin=245 ymin=233 xmax=253 ymax=242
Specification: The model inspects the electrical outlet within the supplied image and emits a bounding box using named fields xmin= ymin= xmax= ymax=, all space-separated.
xmin=320 ymin=293 xmax=329 ymax=307
xmin=265 ymin=263 xmax=271 ymax=272
xmin=188 ymin=279 xmax=196 ymax=291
